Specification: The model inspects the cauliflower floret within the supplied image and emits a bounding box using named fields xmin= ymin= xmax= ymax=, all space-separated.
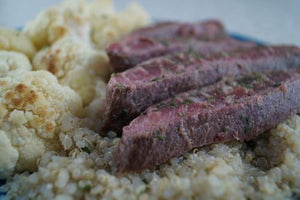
xmin=0 ymin=130 xmax=19 ymax=179
xmin=0 ymin=51 xmax=32 ymax=77
xmin=88 ymin=0 xmax=114 ymax=18
xmin=83 ymin=79 xmax=107 ymax=130
xmin=0 ymin=70 xmax=83 ymax=178
xmin=23 ymin=0 xmax=91 ymax=49
xmin=33 ymin=37 xmax=110 ymax=106
xmin=0 ymin=28 xmax=37 ymax=59
xmin=23 ymin=0 xmax=149 ymax=50
xmin=90 ymin=3 xmax=149 ymax=48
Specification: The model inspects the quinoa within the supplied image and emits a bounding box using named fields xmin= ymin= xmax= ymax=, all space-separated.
xmin=1 ymin=115 xmax=300 ymax=200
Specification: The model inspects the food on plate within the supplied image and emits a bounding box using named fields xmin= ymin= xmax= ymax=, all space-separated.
xmin=0 ymin=28 xmax=36 ymax=60
xmin=83 ymin=79 xmax=107 ymax=121
xmin=0 ymin=51 xmax=32 ymax=77
xmin=23 ymin=0 xmax=148 ymax=50
xmin=0 ymin=70 xmax=83 ymax=178
xmin=1 ymin=0 xmax=300 ymax=199
xmin=101 ymin=45 xmax=300 ymax=133
xmin=115 ymin=70 xmax=300 ymax=171
xmin=107 ymin=20 xmax=230 ymax=72
xmin=3 ymin=74 xmax=300 ymax=199
xmin=23 ymin=0 xmax=91 ymax=49
xmin=33 ymin=37 xmax=110 ymax=106
xmin=123 ymin=20 xmax=226 ymax=41
xmin=90 ymin=3 xmax=149 ymax=49
xmin=107 ymin=37 xmax=255 ymax=72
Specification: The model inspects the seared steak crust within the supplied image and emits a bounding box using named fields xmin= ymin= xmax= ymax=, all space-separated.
xmin=107 ymin=38 xmax=254 ymax=72
xmin=126 ymin=20 xmax=226 ymax=40
xmin=115 ymin=70 xmax=300 ymax=172
xmin=107 ymin=20 xmax=229 ymax=72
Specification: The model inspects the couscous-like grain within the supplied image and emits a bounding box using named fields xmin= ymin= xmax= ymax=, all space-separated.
xmin=1 ymin=114 xmax=300 ymax=199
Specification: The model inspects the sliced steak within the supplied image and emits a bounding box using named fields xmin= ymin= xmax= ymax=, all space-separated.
xmin=107 ymin=37 xmax=255 ymax=72
xmin=101 ymin=46 xmax=300 ymax=134
xmin=107 ymin=20 xmax=228 ymax=72
xmin=122 ymin=20 xmax=227 ymax=41
xmin=115 ymin=70 xmax=300 ymax=172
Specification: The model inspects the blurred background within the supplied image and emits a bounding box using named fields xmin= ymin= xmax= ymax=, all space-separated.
xmin=0 ymin=0 xmax=299 ymax=45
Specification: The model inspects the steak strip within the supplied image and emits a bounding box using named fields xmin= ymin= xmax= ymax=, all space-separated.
xmin=107 ymin=37 xmax=255 ymax=72
xmin=101 ymin=46 xmax=300 ymax=134
xmin=122 ymin=20 xmax=227 ymax=41
xmin=107 ymin=20 xmax=228 ymax=72
xmin=114 ymin=70 xmax=300 ymax=172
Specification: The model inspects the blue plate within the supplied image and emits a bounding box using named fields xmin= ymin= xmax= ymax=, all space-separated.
xmin=0 ymin=33 xmax=265 ymax=197
xmin=229 ymin=32 xmax=266 ymax=45
xmin=0 ymin=180 xmax=5 ymax=196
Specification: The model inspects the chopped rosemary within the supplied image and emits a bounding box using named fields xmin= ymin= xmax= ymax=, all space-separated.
xmin=82 ymin=184 xmax=92 ymax=192
xmin=161 ymin=40 xmax=170 ymax=47
xmin=142 ymin=178 xmax=148 ymax=184
xmin=169 ymin=102 xmax=177 ymax=108
xmin=244 ymin=126 xmax=250 ymax=134
xmin=189 ymin=93 xmax=198 ymax=98
xmin=182 ymin=99 xmax=193 ymax=105
xmin=163 ymin=66 xmax=171 ymax=71
xmin=242 ymin=83 xmax=252 ymax=89
xmin=240 ymin=114 xmax=250 ymax=124
xmin=81 ymin=147 xmax=91 ymax=154
xmin=215 ymin=88 xmax=222 ymax=95
xmin=169 ymin=97 xmax=177 ymax=108
xmin=116 ymin=83 xmax=125 ymax=93
xmin=153 ymin=130 xmax=164 ymax=141
xmin=208 ymin=96 xmax=215 ymax=102
xmin=188 ymin=46 xmax=194 ymax=54
xmin=222 ymin=126 xmax=229 ymax=132
xmin=220 ymin=51 xmax=229 ymax=57
xmin=272 ymin=82 xmax=281 ymax=87
xmin=156 ymin=102 xmax=165 ymax=108
xmin=117 ymin=83 xmax=124 ymax=88
xmin=122 ymin=109 xmax=128 ymax=117
xmin=251 ymin=72 xmax=261 ymax=80
xmin=151 ymin=77 xmax=160 ymax=82
xmin=240 ymin=114 xmax=250 ymax=134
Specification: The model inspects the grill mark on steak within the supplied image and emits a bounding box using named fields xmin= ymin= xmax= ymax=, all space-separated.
xmin=114 ymin=70 xmax=300 ymax=172
xmin=107 ymin=20 xmax=231 ymax=72
xmin=101 ymin=45 xmax=300 ymax=134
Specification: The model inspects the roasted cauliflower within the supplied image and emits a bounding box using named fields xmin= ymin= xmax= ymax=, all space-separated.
xmin=0 ymin=51 xmax=32 ymax=77
xmin=0 ymin=70 xmax=83 ymax=178
xmin=23 ymin=0 xmax=148 ymax=50
xmin=32 ymin=37 xmax=110 ymax=106
xmin=0 ymin=28 xmax=36 ymax=59
xmin=90 ymin=3 xmax=149 ymax=48
xmin=83 ymin=79 xmax=107 ymax=129
xmin=23 ymin=0 xmax=91 ymax=49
